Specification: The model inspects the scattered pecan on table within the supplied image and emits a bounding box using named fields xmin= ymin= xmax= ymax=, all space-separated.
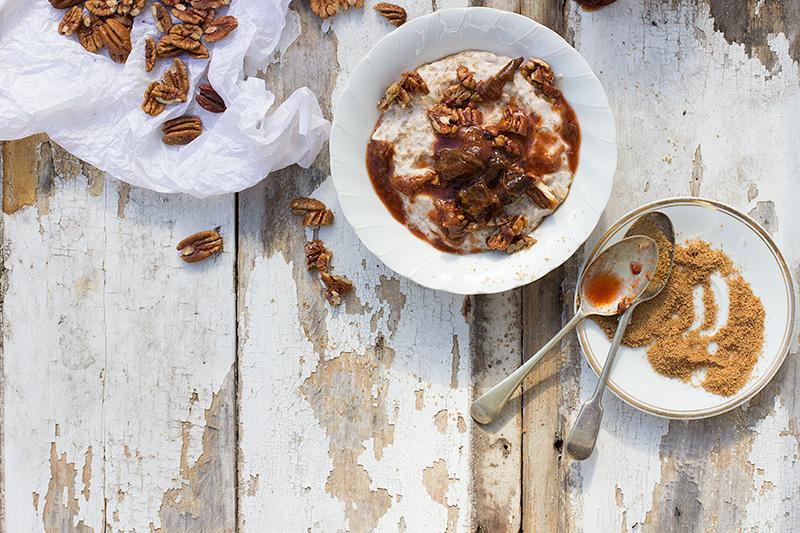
xmin=177 ymin=228 xmax=223 ymax=263
xmin=142 ymin=58 xmax=189 ymax=116
xmin=310 ymin=0 xmax=363 ymax=20
xmin=374 ymin=3 xmax=406 ymax=27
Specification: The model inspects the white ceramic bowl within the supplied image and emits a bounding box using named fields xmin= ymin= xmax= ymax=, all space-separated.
xmin=576 ymin=198 xmax=795 ymax=419
xmin=330 ymin=7 xmax=616 ymax=294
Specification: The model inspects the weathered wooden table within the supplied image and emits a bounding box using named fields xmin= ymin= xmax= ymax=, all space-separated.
xmin=2 ymin=0 xmax=798 ymax=531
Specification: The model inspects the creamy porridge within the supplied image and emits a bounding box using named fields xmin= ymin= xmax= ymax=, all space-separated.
xmin=366 ymin=50 xmax=580 ymax=254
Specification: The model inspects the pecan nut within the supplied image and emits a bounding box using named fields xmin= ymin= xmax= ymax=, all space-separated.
xmin=486 ymin=214 xmax=528 ymax=251
xmin=58 ymin=6 xmax=83 ymax=36
xmin=497 ymin=105 xmax=529 ymax=136
xmin=170 ymin=22 xmax=204 ymax=41
xmin=143 ymin=82 xmax=166 ymax=116
xmin=77 ymin=20 xmax=105 ymax=52
xmin=378 ymin=71 xmax=428 ymax=111
xmin=204 ymin=15 xmax=237 ymax=42
xmin=85 ymin=0 xmax=116 ymax=17
xmin=158 ymin=33 xmax=201 ymax=55
xmin=493 ymin=134 xmax=521 ymax=156
xmin=97 ymin=17 xmax=132 ymax=63
xmin=191 ymin=0 xmax=230 ymax=9
xmin=427 ymin=104 xmax=459 ymax=136
xmin=162 ymin=116 xmax=203 ymax=145
xmin=303 ymin=209 xmax=334 ymax=227
xmin=196 ymin=83 xmax=226 ymax=113
xmin=176 ymin=229 xmax=223 ymax=263
xmin=320 ymin=272 xmax=353 ymax=306
xmin=311 ymin=0 xmax=363 ymax=19
xmin=505 ymin=235 xmax=536 ymax=254
xmin=520 ymin=58 xmax=561 ymax=98
xmin=152 ymin=3 xmax=174 ymax=32
xmin=456 ymin=65 xmax=477 ymax=89
xmin=455 ymin=106 xmax=482 ymax=126
xmin=144 ymin=36 xmax=157 ymax=72
xmin=304 ymin=240 xmax=332 ymax=272
xmin=374 ymin=2 xmax=406 ymax=26
xmin=163 ymin=58 xmax=190 ymax=100
xmin=526 ymin=181 xmax=559 ymax=209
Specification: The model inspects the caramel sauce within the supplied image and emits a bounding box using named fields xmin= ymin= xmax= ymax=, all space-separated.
xmin=584 ymin=271 xmax=622 ymax=308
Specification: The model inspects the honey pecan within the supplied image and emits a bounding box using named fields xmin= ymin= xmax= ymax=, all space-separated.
xmin=520 ymin=58 xmax=561 ymax=98
xmin=85 ymin=0 xmax=116 ymax=17
xmin=144 ymin=36 xmax=157 ymax=72
xmin=190 ymin=0 xmax=229 ymax=9
xmin=176 ymin=228 xmax=222 ymax=262
xmin=196 ymin=83 xmax=226 ymax=113
xmin=290 ymin=197 xmax=327 ymax=214
xmin=493 ymin=134 xmax=521 ymax=156
xmin=374 ymin=2 xmax=406 ymax=26
xmin=58 ymin=6 xmax=83 ymax=36
xmin=400 ymin=70 xmax=428 ymax=95
xmin=320 ymin=272 xmax=353 ymax=306
xmin=456 ymin=65 xmax=477 ymax=89
xmin=486 ymin=214 xmax=528 ymax=251
xmin=142 ymin=81 xmax=166 ymax=116
xmin=303 ymin=209 xmax=335 ymax=227
xmin=171 ymin=5 xmax=211 ymax=25
xmin=170 ymin=22 xmax=204 ymax=41
xmin=98 ymin=17 xmax=132 ymax=63
xmin=204 ymin=15 xmax=237 ymax=42
xmin=304 ymin=240 xmax=332 ymax=272
xmin=162 ymin=116 xmax=203 ymax=145
xmin=163 ymin=58 xmax=189 ymax=100
xmin=50 ymin=0 xmax=84 ymax=8
xmin=486 ymin=232 xmax=512 ymax=251
xmin=526 ymin=181 xmax=559 ymax=209
xmin=455 ymin=106 xmax=482 ymax=126
xmin=427 ymin=104 xmax=459 ymax=136
xmin=505 ymin=235 xmax=536 ymax=254
xmin=152 ymin=3 xmax=174 ymax=32
xmin=497 ymin=106 xmax=529 ymax=136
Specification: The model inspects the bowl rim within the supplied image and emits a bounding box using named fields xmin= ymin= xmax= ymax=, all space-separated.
xmin=330 ymin=6 xmax=617 ymax=294
xmin=574 ymin=196 xmax=796 ymax=419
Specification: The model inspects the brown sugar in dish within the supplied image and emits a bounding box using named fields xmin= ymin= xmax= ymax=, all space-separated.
xmin=595 ymin=239 xmax=765 ymax=396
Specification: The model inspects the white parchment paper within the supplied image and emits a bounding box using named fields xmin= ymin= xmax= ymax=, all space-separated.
xmin=0 ymin=0 xmax=330 ymax=197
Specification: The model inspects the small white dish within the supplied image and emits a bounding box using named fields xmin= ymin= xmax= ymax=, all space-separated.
xmin=576 ymin=198 xmax=795 ymax=419
xmin=329 ymin=7 xmax=616 ymax=294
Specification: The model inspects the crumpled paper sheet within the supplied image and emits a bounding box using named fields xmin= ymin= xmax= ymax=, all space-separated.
xmin=0 ymin=0 xmax=330 ymax=197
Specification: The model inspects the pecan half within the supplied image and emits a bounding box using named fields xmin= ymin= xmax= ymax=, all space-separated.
xmin=190 ymin=0 xmax=229 ymax=9
xmin=170 ymin=22 xmax=204 ymax=41
xmin=456 ymin=65 xmax=477 ymax=89
xmin=378 ymin=71 xmax=428 ymax=111
xmin=152 ymin=82 xmax=184 ymax=105
xmin=493 ymin=134 xmax=521 ymax=155
xmin=311 ymin=0 xmax=363 ymax=19
xmin=204 ymin=15 xmax=237 ymax=42
xmin=486 ymin=214 xmax=528 ymax=251
xmin=304 ymin=240 xmax=332 ymax=272
xmin=185 ymin=42 xmax=210 ymax=59
xmin=196 ymin=83 xmax=226 ymax=113
xmin=143 ymin=82 xmax=166 ymax=116
xmin=526 ymin=181 xmax=559 ymax=209
xmin=98 ymin=17 xmax=132 ymax=63
xmin=50 ymin=0 xmax=84 ymax=8
xmin=163 ymin=58 xmax=190 ymax=101
xmin=152 ymin=3 xmax=174 ymax=32
xmin=158 ymin=32 xmax=201 ymax=55
xmin=374 ymin=2 xmax=406 ymax=26
xmin=427 ymin=104 xmax=459 ymax=136
xmin=144 ymin=36 xmax=157 ymax=72
xmin=85 ymin=0 xmax=115 ymax=17
xmin=303 ymin=209 xmax=335 ymax=227
xmin=290 ymin=197 xmax=327 ymax=214
xmin=160 ymin=0 xmax=183 ymax=6
xmin=58 ymin=6 xmax=83 ymax=36
xmin=171 ymin=5 xmax=211 ymax=25
xmin=176 ymin=228 xmax=222 ymax=263
xmin=455 ymin=106 xmax=482 ymax=126
xmin=162 ymin=116 xmax=203 ymax=145
xmin=320 ymin=272 xmax=353 ymax=306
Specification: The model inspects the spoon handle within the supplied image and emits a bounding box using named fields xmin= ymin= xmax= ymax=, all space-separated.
xmin=470 ymin=310 xmax=587 ymax=425
xmin=566 ymin=305 xmax=635 ymax=460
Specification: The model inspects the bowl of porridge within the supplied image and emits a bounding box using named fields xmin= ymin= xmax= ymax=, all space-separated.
xmin=330 ymin=7 xmax=616 ymax=294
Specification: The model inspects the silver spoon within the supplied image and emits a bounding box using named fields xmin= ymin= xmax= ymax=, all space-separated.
xmin=470 ymin=234 xmax=661 ymax=425
xmin=566 ymin=212 xmax=675 ymax=460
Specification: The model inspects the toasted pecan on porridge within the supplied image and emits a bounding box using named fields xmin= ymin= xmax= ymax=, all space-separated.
xmin=366 ymin=51 xmax=580 ymax=254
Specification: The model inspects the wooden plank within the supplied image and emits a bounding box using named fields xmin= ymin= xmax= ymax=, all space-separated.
xmin=236 ymin=1 xmax=523 ymax=531
xmin=564 ymin=1 xmax=800 ymax=530
xmin=1 ymin=137 xmax=237 ymax=532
